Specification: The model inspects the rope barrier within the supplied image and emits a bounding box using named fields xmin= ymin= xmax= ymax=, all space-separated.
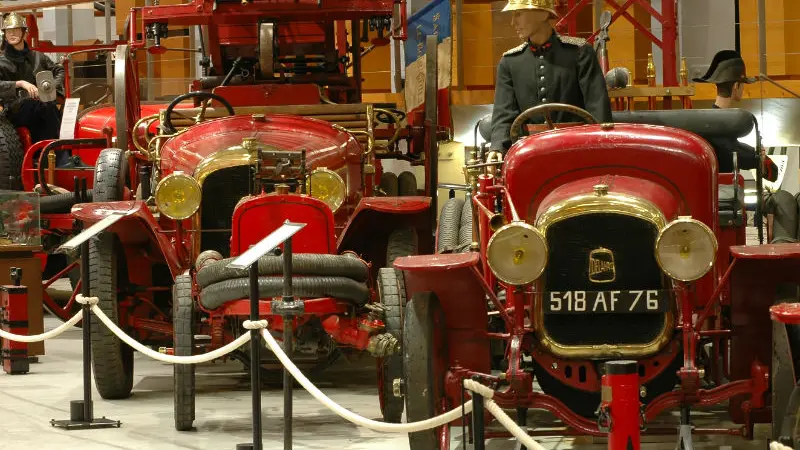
xmin=1 ymin=295 xmax=796 ymax=447
xmin=258 ymin=328 xmax=474 ymax=433
xmin=89 ymin=305 xmax=251 ymax=364
xmin=0 ymin=309 xmax=83 ymax=342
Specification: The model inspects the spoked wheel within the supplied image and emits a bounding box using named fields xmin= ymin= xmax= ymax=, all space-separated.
xmin=173 ymin=272 xmax=195 ymax=431
xmin=404 ymin=293 xmax=449 ymax=450
xmin=90 ymin=148 xmax=134 ymax=399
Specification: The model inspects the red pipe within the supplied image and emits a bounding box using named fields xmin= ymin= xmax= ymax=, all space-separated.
xmin=600 ymin=361 xmax=641 ymax=450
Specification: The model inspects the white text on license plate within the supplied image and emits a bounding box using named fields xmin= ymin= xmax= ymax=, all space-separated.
xmin=544 ymin=290 xmax=669 ymax=314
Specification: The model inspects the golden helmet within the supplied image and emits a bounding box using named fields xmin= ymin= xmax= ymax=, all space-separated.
xmin=502 ymin=0 xmax=558 ymax=16
xmin=1 ymin=13 xmax=27 ymax=31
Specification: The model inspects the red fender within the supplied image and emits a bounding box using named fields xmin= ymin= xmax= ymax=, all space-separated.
xmin=337 ymin=196 xmax=434 ymax=271
xmin=71 ymin=201 xmax=188 ymax=277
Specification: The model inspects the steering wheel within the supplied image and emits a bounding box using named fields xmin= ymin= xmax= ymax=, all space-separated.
xmin=509 ymin=103 xmax=598 ymax=142
xmin=162 ymin=91 xmax=236 ymax=134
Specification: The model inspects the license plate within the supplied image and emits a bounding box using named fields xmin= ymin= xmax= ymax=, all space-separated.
xmin=543 ymin=290 xmax=670 ymax=314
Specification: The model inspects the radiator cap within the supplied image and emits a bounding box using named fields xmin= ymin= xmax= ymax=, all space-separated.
xmin=593 ymin=184 xmax=609 ymax=196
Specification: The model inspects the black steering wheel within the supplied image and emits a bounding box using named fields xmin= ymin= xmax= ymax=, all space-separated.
xmin=162 ymin=91 xmax=236 ymax=134
xmin=509 ymin=103 xmax=597 ymax=142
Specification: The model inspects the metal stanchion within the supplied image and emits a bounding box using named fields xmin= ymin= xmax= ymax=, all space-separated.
xmin=471 ymin=377 xmax=486 ymax=450
xmin=51 ymin=218 xmax=120 ymax=430
xmin=237 ymin=262 xmax=263 ymax=450
xmin=226 ymin=221 xmax=306 ymax=450
xmin=272 ymin=235 xmax=304 ymax=450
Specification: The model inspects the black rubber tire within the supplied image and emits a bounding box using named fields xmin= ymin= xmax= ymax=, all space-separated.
xmin=398 ymin=171 xmax=418 ymax=196
xmin=404 ymin=293 xmax=446 ymax=450
xmin=437 ymin=197 xmax=464 ymax=253
xmin=386 ymin=227 xmax=418 ymax=267
xmin=0 ymin=115 xmax=23 ymax=190
xmin=379 ymin=172 xmax=398 ymax=197
xmin=377 ymin=268 xmax=405 ymax=423
xmin=457 ymin=195 xmax=473 ymax=252
xmin=173 ymin=272 xmax=195 ymax=431
xmin=89 ymin=148 xmax=134 ymax=400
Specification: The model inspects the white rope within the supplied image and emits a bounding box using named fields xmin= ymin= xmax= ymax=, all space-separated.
xmin=771 ymin=442 xmax=796 ymax=450
xmin=90 ymin=305 xmax=250 ymax=364
xmin=75 ymin=294 xmax=99 ymax=306
xmin=243 ymin=320 xmax=269 ymax=330
xmin=260 ymin=329 xmax=474 ymax=433
xmin=0 ymin=309 xmax=83 ymax=343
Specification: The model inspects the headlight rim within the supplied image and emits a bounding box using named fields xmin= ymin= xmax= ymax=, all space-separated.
xmin=154 ymin=171 xmax=202 ymax=220
xmin=655 ymin=216 xmax=717 ymax=282
xmin=305 ymin=167 xmax=346 ymax=213
xmin=486 ymin=220 xmax=548 ymax=286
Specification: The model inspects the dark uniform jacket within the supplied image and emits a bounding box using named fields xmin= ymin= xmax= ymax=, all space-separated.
xmin=490 ymin=32 xmax=612 ymax=152
xmin=708 ymin=104 xmax=777 ymax=180
xmin=0 ymin=43 xmax=64 ymax=112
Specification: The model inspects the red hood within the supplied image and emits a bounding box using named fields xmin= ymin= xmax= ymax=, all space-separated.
xmin=504 ymin=123 xmax=718 ymax=231
xmin=157 ymin=114 xmax=360 ymax=177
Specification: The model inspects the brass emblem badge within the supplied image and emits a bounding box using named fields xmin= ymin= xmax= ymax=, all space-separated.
xmin=588 ymin=247 xmax=616 ymax=283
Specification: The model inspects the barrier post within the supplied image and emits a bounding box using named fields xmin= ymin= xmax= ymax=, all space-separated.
xmin=1 ymin=267 xmax=30 ymax=374
xmin=271 ymin=234 xmax=304 ymax=450
xmin=50 ymin=236 xmax=120 ymax=430
xmin=597 ymin=360 xmax=641 ymax=450
xmin=471 ymin=386 xmax=485 ymax=450
xmin=227 ymin=221 xmax=306 ymax=450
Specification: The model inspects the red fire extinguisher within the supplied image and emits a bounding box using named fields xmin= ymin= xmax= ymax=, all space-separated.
xmin=597 ymin=360 xmax=642 ymax=450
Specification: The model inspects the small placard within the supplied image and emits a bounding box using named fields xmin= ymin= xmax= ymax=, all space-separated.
xmin=227 ymin=222 xmax=306 ymax=270
xmin=59 ymin=98 xmax=81 ymax=140
xmin=58 ymin=211 xmax=129 ymax=252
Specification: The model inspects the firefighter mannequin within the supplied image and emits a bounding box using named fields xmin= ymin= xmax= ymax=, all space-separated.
xmin=0 ymin=13 xmax=67 ymax=165
xmin=488 ymin=0 xmax=612 ymax=156
xmin=693 ymin=49 xmax=778 ymax=181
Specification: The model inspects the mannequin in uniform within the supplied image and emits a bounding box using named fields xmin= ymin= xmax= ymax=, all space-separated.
xmin=489 ymin=0 xmax=612 ymax=155
xmin=0 ymin=13 xmax=65 ymax=162
xmin=693 ymin=50 xmax=777 ymax=181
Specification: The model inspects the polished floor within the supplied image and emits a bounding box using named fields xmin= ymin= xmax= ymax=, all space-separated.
xmin=0 ymin=283 xmax=773 ymax=450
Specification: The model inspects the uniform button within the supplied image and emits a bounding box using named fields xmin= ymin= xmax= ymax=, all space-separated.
xmin=540 ymin=76 xmax=545 ymax=82
xmin=540 ymin=65 xmax=545 ymax=70
xmin=539 ymin=55 xmax=544 ymax=60
xmin=542 ymin=98 xmax=548 ymax=102
xmin=540 ymin=87 xmax=546 ymax=94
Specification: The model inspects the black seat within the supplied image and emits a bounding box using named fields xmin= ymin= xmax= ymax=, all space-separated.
xmin=611 ymin=108 xmax=755 ymax=141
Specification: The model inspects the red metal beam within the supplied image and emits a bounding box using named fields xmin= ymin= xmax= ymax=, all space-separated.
xmin=557 ymin=0 xmax=679 ymax=87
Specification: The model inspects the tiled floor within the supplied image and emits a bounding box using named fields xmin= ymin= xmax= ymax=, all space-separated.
xmin=0 ymin=284 xmax=773 ymax=449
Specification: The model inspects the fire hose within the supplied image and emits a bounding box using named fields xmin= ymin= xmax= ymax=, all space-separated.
xmin=0 ymin=295 xmax=796 ymax=448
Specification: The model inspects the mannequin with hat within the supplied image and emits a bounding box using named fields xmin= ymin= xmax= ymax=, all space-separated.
xmin=0 ymin=12 xmax=66 ymax=162
xmin=489 ymin=0 xmax=612 ymax=155
xmin=693 ymin=50 xmax=777 ymax=181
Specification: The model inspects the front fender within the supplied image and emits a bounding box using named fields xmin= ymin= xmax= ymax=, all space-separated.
xmin=71 ymin=201 xmax=186 ymax=277
xmin=395 ymin=252 xmax=491 ymax=387
xmin=337 ymin=196 xmax=434 ymax=269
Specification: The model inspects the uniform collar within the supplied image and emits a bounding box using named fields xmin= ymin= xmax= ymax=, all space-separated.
xmin=528 ymin=31 xmax=558 ymax=56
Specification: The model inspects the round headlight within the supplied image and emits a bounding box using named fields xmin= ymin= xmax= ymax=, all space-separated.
xmin=486 ymin=221 xmax=548 ymax=286
xmin=155 ymin=172 xmax=202 ymax=220
xmin=655 ymin=217 xmax=717 ymax=282
xmin=306 ymin=168 xmax=346 ymax=212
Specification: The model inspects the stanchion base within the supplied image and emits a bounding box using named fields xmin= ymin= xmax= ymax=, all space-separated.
xmin=50 ymin=417 xmax=121 ymax=430
xmin=235 ymin=444 xmax=254 ymax=450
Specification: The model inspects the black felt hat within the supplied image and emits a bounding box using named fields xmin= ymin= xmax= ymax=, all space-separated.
xmin=693 ymin=50 xmax=757 ymax=84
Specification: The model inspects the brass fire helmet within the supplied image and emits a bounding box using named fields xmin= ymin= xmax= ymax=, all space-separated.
xmin=1 ymin=13 xmax=27 ymax=31
xmin=501 ymin=0 xmax=558 ymax=16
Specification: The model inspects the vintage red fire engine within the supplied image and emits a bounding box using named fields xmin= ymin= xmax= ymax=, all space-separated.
xmin=33 ymin=0 xmax=451 ymax=432
xmin=391 ymin=103 xmax=800 ymax=449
